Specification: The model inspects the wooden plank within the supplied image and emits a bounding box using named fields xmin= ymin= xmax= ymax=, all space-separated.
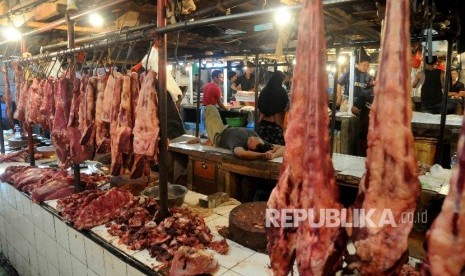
xmin=222 ymin=162 xmax=272 ymax=179
xmin=25 ymin=21 xmax=103 ymax=33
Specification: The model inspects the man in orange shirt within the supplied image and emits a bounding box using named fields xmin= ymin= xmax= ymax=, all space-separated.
xmin=202 ymin=70 xmax=230 ymax=110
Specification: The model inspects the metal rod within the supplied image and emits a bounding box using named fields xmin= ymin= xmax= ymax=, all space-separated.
xmin=436 ymin=40 xmax=454 ymax=165
xmin=158 ymin=0 xmax=169 ymax=219
xmin=27 ymin=125 xmax=34 ymax=166
xmin=66 ymin=12 xmax=83 ymax=192
xmin=41 ymin=23 xmax=157 ymax=53
xmin=4 ymin=6 xmax=302 ymax=65
xmin=254 ymin=53 xmax=259 ymax=132
xmin=330 ymin=47 xmax=340 ymax=156
xmin=0 ymin=0 xmax=131 ymax=46
xmin=195 ymin=58 xmax=201 ymax=137
xmin=0 ymin=101 xmax=4 ymax=154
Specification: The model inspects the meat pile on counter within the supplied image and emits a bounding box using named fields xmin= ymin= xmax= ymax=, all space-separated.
xmin=266 ymin=0 xmax=420 ymax=275
xmin=10 ymin=65 xmax=160 ymax=178
xmin=0 ymin=166 xmax=106 ymax=202
xmin=57 ymin=188 xmax=228 ymax=274
xmin=0 ymin=150 xmax=42 ymax=163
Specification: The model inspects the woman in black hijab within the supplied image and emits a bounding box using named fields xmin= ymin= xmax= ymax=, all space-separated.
xmin=257 ymin=70 xmax=289 ymax=145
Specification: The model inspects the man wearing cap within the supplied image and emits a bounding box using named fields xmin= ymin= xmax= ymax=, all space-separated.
xmin=336 ymin=50 xmax=374 ymax=107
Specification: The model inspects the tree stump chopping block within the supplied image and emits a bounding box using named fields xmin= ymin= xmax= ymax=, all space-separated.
xmin=228 ymin=201 xmax=267 ymax=253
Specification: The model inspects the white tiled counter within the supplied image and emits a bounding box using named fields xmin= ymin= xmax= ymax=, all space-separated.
xmin=0 ymin=180 xmax=282 ymax=276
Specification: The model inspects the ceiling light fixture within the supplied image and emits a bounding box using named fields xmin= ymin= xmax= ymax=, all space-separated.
xmin=89 ymin=13 xmax=104 ymax=28
xmin=274 ymin=7 xmax=292 ymax=26
xmin=1 ymin=26 xmax=22 ymax=41
xmin=337 ymin=56 xmax=347 ymax=65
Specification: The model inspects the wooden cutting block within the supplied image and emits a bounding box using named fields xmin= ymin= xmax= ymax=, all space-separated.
xmin=228 ymin=201 xmax=267 ymax=253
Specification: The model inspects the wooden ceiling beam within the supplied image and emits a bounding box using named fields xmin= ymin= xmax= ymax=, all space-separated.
xmin=25 ymin=21 xmax=104 ymax=33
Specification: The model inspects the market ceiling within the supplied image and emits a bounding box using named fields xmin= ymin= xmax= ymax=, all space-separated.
xmin=0 ymin=0 xmax=463 ymax=61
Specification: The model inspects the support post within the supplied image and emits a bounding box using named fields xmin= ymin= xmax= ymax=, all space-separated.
xmin=20 ymin=38 xmax=36 ymax=166
xmin=254 ymin=53 xmax=259 ymax=132
xmin=66 ymin=12 xmax=83 ymax=192
xmin=195 ymin=58 xmax=202 ymax=137
xmin=330 ymin=47 xmax=340 ymax=155
xmin=157 ymin=0 xmax=169 ymax=219
xmin=0 ymin=102 xmax=4 ymax=154
xmin=436 ymin=40 xmax=453 ymax=165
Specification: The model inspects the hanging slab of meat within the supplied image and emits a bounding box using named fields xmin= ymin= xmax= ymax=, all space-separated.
xmin=130 ymin=70 xmax=159 ymax=178
xmin=11 ymin=62 xmax=23 ymax=120
xmin=132 ymin=71 xmax=159 ymax=158
xmin=115 ymin=75 xmax=133 ymax=154
xmin=266 ymin=1 xmax=345 ymax=274
xmin=80 ymin=76 xmax=97 ymax=146
xmin=14 ymin=80 xmax=30 ymax=122
xmin=74 ymin=187 xmax=133 ymax=230
xmin=39 ymin=79 xmax=56 ymax=129
xmin=347 ymin=0 xmax=420 ymax=274
xmin=1 ymin=65 xmax=13 ymax=127
xmin=423 ymin=116 xmax=465 ymax=273
xmin=67 ymin=78 xmax=93 ymax=164
xmin=102 ymin=72 xmax=122 ymax=123
xmin=130 ymin=72 xmax=140 ymax=126
xmin=95 ymin=76 xmax=111 ymax=153
xmin=51 ymin=78 xmax=73 ymax=167
xmin=110 ymin=76 xmax=124 ymax=176
xmin=26 ymin=78 xmax=44 ymax=125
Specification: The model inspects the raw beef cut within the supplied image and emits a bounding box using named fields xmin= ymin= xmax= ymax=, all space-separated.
xmin=347 ymin=0 xmax=420 ymax=274
xmin=67 ymin=78 xmax=93 ymax=163
xmin=169 ymin=246 xmax=218 ymax=276
xmin=39 ymin=79 xmax=56 ymax=129
xmin=423 ymin=103 xmax=465 ymax=274
xmin=51 ymin=78 xmax=73 ymax=166
xmin=80 ymin=76 xmax=97 ymax=146
xmin=266 ymin=0 xmax=345 ymax=275
xmin=0 ymin=165 xmax=105 ymax=202
xmin=74 ymin=187 xmax=133 ymax=229
xmin=102 ymin=72 xmax=122 ymax=123
xmin=11 ymin=62 xmax=25 ymax=121
xmin=57 ymin=189 xmax=105 ymax=222
xmin=116 ymin=75 xmax=133 ymax=154
xmin=110 ymin=76 xmax=124 ymax=175
xmin=14 ymin=80 xmax=30 ymax=122
xmin=130 ymin=72 xmax=140 ymax=126
xmin=1 ymin=65 xmax=13 ymax=126
xmin=26 ymin=78 xmax=44 ymax=125
xmin=130 ymin=70 xmax=160 ymax=178
xmin=95 ymin=76 xmax=111 ymax=153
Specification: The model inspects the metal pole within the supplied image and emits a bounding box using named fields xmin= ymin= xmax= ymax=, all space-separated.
xmin=0 ymin=0 xmax=131 ymax=46
xmin=195 ymin=58 xmax=201 ymax=137
xmin=20 ymin=38 xmax=36 ymax=166
xmin=436 ymin=40 xmax=453 ymax=165
xmin=330 ymin=47 xmax=340 ymax=155
xmin=0 ymin=102 xmax=4 ymax=154
xmin=66 ymin=12 xmax=83 ymax=192
xmin=157 ymin=0 xmax=169 ymax=219
xmin=254 ymin=53 xmax=259 ymax=132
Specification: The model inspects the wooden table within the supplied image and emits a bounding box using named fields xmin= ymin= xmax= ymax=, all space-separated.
xmin=168 ymin=141 xmax=365 ymax=198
